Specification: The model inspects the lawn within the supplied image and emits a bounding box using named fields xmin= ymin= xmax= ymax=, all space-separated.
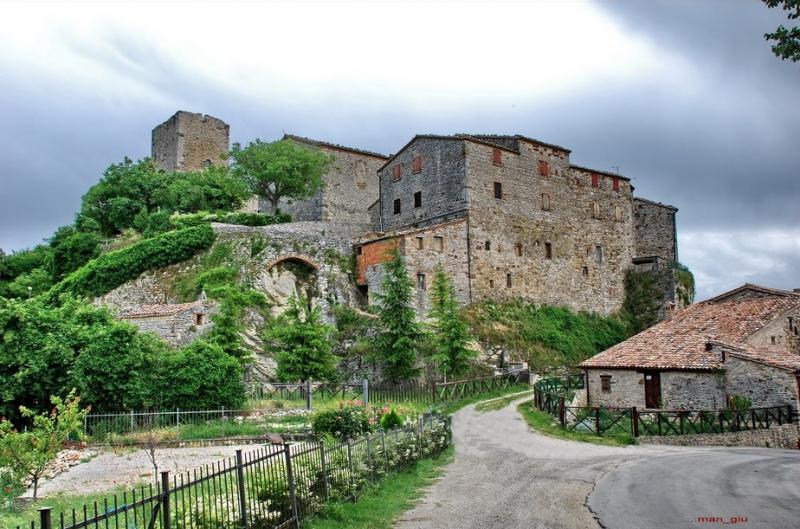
xmin=516 ymin=401 xmax=635 ymax=446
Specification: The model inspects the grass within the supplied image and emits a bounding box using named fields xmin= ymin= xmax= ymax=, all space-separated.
xmin=438 ymin=384 xmax=532 ymax=415
xmin=474 ymin=389 xmax=535 ymax=412
xmin=516 ymin=401 xmax=635 ymax=447
xmin=304 ymin=447 xmax=453 ymax=529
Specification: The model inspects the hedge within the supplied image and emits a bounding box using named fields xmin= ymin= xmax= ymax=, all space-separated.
xmin=47 ymin=225 xmax=217 ymax=301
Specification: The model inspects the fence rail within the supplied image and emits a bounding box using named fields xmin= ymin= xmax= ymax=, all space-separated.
xmin=26 ymin=416 xmax=452 ymax=529
xmin=533 ymin=377 xmax=793 ymax=438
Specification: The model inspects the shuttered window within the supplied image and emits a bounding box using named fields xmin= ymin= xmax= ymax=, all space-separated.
xmin=612 ymin=177 xmax=620 ymax=191
xmin=492 ymin=148 xmax=503 ymax=166
xmin=392 ymin=165 xmax=402 ymax=181
xmin=412 ymin=156 xmax=422 ymax=173
xmin=591 ymin=173 xmax=600 ymax=188
xmin=538 ymin=160 xmax=550 ymax=177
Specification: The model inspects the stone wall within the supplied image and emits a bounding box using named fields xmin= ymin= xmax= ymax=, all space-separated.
xmin=121 ymin=303 xmax=217 ymax=347
xmin=378 ymin=138 xmax=468 ymax=231
xmin=638 ymin=422 xmax=800 ymax=449
xmin=633 ymin=198 xmax=677 ymax=261
xmin=661 ymin=371 xmax=726 ymax=409
xmin=723 ymin=355 xmax=799 ymax=413
xmin=152 ymin=111 xmax=230 ymax=172
xmin=465 ymin=140 xmax=635 ymax=315
xmin=586 ymin=369 xmax=644 ymax=408
xmin=745 ymin=308 xmax=800 ymax=353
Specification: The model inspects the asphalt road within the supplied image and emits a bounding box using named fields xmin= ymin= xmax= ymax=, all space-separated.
xmin=589 ymin=448 xmax=800 ymax=529
xmin=394 ymin=396 xmax=800 ymax=529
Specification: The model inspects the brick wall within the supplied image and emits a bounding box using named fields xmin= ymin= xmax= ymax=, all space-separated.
xmin=152 ymin=112 xmax=230 ymax=172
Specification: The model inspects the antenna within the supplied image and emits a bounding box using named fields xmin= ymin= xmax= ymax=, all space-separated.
xmin=611 ymin=166 xmax=620 ymax=175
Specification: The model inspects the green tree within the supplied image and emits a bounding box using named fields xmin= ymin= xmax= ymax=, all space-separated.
xmin=428 ymin=266 xmax=476 ymax=381
xmin=763 ymin=0 xmax=800 ymax=62
xmin=265 ymin=296 xmax=338 ymax=382
xmin=372 ymin=250 xmax=421 ymax=380
xmin=50 ymin=228 xmax=102 ymax=280
xmin=0 ymin=391 xmax=88 ymax=500
xmin=230 ymin=139 xmax=333 ymax=210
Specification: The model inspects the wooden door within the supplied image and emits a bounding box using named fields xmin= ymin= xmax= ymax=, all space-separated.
xmin=643 ymin=371 xmax=661 ymax=408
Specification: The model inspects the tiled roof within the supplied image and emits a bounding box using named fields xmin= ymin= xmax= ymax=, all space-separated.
xmin=283 ymin=134 xmax=390 ymax=159
xmin=714 ymin=341 xmax=800 ymax=372
xmin=119 ymin=302 xmax=205 ymax=319
xmin=705 ymin=283 xmax=800 ymax=303
xmin=579 ymin=295 xmax=800 ymax=371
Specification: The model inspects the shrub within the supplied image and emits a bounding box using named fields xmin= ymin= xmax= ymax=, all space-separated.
xmin=312 ymin=405 xmax=371 ymax=440
xmin=170 ymin=211 xmax=291 ymax=230
xmin=728 ymin=394 xmax=752 ymax=411
xmin=48 ymin=225 xmax=216 ymax=301
xmin=380 ymin=408 xmax=403 ymax=430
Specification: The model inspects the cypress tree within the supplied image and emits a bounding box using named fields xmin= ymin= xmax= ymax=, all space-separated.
xmin=429 ymin=266 xmax=476 ymax=381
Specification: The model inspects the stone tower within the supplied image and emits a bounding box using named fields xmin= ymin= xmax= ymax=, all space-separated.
xmin=151 ymin=111 xmax=230 ymax=172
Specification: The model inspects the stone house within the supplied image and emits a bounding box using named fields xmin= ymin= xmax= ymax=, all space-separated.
xmin=579 ymin=284 xmax=800 ymax=414
xmin=118 ymin=299 xmax=217 ymax=347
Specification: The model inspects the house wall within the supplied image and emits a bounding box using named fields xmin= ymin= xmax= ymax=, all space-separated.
xmin=378 ymin=138 xmax=468 ymax=231
xmin=724 ymin=355 xmax=799 ymax=413
xmin=586 ymin=369 xmax=644 ymax=408
xmin=587 ymin=369 xmax=727 ymax=409
xmin=124 ymin=307 xmax=215 ymax=347
xmin=465 ymin=140 xmax=635 ymax=315
xmin=633 ymin=198 xmax=678 ymax=261
xmin=746 ymin=309 xmax=800 ymax=353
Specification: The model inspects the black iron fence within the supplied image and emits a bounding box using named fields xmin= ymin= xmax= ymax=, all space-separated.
xmin=533 ymin=377 xmax=793 ymax=438
xmin=26 ymin=415 xmax=452 ymax=529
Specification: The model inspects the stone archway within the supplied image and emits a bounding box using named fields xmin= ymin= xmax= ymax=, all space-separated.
xmin=257 ymin=253 xmax=321 ymax=315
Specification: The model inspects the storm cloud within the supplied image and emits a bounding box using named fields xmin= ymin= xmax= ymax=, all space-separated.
xmin=0 ymin=0 xmax=797 ymax=300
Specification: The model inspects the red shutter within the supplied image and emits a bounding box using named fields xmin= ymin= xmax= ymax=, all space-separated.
xmin=612 ymin=177 xmax=620 ymax=191
xmin=591 ymin=173 xmax=600 ymax=188
xmin=539 ymin=160 xmax=550 ymax=176
xmin=393 ymin=165 xmax=401 ymax=180
xmin=492 ymin=148 xmax=502 ymax=166
xmin=412 ymin=156 xmax=422 ymax=173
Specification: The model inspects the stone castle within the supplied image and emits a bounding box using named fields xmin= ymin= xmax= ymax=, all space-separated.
xmin=150 ymin=111 xmax=680 ymax=319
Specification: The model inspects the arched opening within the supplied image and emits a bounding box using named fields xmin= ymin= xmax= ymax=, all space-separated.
xmin=257 ymin=254 xmax=321 ymax=315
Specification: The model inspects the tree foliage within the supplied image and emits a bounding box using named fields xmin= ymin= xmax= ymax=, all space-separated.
xmin=622 ymin=269 xmax=663 ymax=335
xmin=0 ymin=391 xmax=88 ymax=500
xmin=372 ymin=250 xmax=421 ymax=381
xmin=428 ymin=266 xmax=477 ymax=380
xmin=230 ymin=139 xmax=333 ymax=209
xmin=763 ymin=0 xmax=800 ymax=62
xmin=265 ymin=296 xmax=338 ymax=382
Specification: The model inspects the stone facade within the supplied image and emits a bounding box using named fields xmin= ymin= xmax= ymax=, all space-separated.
xmin=633 ymin=198 xmax=678 ymax=261
xmin=638 ymin=422 xmax=800 ymax=449
xmin=723 ymin=354 xmax=800 ymax=411
xmin=152 ymin=111 xmax=230 ymax=172
xmin=118 ymin=300 xmax=217 ymax=347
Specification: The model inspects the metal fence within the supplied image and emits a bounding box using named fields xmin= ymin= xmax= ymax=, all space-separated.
xmin=27 ymin=415 xmax=452 ymax=529
xmin=533 ymin=377 xmax=793 ymax=438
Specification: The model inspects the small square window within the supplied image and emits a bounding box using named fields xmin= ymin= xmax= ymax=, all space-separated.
xmin=489 ymin=279 xmax=495 ymax=288
xmin=433 ymin=236 xmax=444 ymax=251
xmin=357 ymin=246 xmax=363 ymax=255
xmin=195 ymin=313 xmax=205 ymax=326
xmin=601 ymin=375 xmax=611 ymax=393
xmin=415 ymin=236 xmax=424 ymax=250
xmin=412 ymin=155 xmax=422 ymax=173
xmin=414 ymin=191 xmax=422 ymax=208
xmin=393 ymin=198 xmax=401 ymax=214
xmin=582 ymin=266 xmax=589 ymax=277
xmin=506 ymin=273 xmax=512 ymax=288
xmin=485 ymin=241 xmax=491 ymax=251
xmin=595 ymin=245 xmax=603 ymax=263
xmin=492 ymin=148 xmax=503 ymax=166
xmin=545 ymin=242 xmax=552 ymax=259
xmin=515 ymin=243 xmax=523 ymax=257
xmin=392 ymin=165 xmax=402 ymax=181
xmin=417 ymin=273 xmax=426 ymax=290
xmin=494 ymin=182 xmax=503 ymax=199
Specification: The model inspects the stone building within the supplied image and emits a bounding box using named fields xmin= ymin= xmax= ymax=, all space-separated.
xmin=355 ymin=134 xmax=678 ymax=316
xmin=118 ymin=297 xmax=217 ymax=347
xmin=579 ymin=284 xmax=800 ymax=414
xmin=152 ymin=111 xmax=230 ymax=172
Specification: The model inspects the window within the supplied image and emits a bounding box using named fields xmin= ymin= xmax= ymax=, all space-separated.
xmin=582 ymin=266 xmax=589 ymax=277
xmin=417 ymin=273 xmax=426 ymax=290
xmin=412 ymin=155 xmax=422 ymax=173
xmin=614 ymin=205 xmax=623 ymax=222
xmin=195 ymin=313 xmax=205 ymax=326
xmin=393 ymin=198 xmax=401 ymax=214
xmin=494 ymin=182 xmax=503 ymax=199
xmin=612 ymin=177 xmax=620 ymax=191
xmin=595 ymin=245 xmax=603 ymax=263
xmin=771 ymin=336 xmax=777 ymax=345
xmin=392 ymin=165 xmax=402 ymax=181
xmin=414 ymin=191 xmax=422 ymax=208
xmin=489 ymin=279 xmax=495 ymax=288
xmin=357 ymin=246 xmax=363 ymax=255
xmin=591 ymin=173 xmax=600 ymax=188
xmin=541 ymin=193 xmax=551 ymax=211
xmin=545 ymin=242 xmax=552 ymax=259
xmin=433 ymin=236 xmax=444 ymax=251
xmin=538 ymin=159 xmax=550 ymax=177
xmin=515 ymin=243 xmax=523 ymax=257
xmin=592 ymin=202 xmax=601 ymax=219
xmin=601 ymin=375 xmax=611 ymax=393
xmin=485 ymin=241 xmax=491 ymax=251
xmin=492 ymin=148 xmax=503 ymax=166
xmin=416 ymin=236 xmax=424 ymax=250
xmin=202 ymin=159 xmax=212 ymax=168
xmin=506 ymin=273 xmax=512 ymax=288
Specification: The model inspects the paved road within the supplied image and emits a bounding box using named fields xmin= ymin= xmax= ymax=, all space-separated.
xmin=394 ymin=397 xmax=800 ymax=529
xmin=589 ymin=448 xmax=800 ymax=529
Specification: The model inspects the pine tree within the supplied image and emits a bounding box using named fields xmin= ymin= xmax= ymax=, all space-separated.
xmin=428 ymin=266 xmax=477 ymax=381
xmin=264 ymin=295 xmax=338 ymax=382
xmin=372 ymin=249 xmax=421 ymax=380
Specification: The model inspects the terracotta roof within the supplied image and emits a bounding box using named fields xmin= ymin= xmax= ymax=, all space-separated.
xmin=569 ymin=164 xmax=631 ymax=182
xmin=713 ymin=341 xmax=800 ymax=372
xmin=119 ymin=302 xmax=205 ymax=319
xmin=283 ymin=134 xmax=390 ymax=160
xmin=705 ymin=283 xmax=800 ymax=304
xmin=579 ymin=295 xmax=800 ymax=371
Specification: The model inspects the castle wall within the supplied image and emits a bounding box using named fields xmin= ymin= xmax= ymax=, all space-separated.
xmin=464 ymin=140 xmax=635 ymax=315
xmin=634 ymin=198 xmax=678 ymax=261
xmin=152 ymin=112 xmax=230 ymax=172
xmin=378 ymin=138 xmax=468 ymax=231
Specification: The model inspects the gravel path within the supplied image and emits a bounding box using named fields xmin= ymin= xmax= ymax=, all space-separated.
xmin=394 ymin=397 xmax=693 ymax=529
xmin=33 ymin=444 xmax=262 ymax=497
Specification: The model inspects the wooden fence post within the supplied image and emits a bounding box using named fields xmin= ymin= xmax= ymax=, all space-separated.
xmin=318 ymin=442 xmax=330 ymax=501
xmin=305 ymin=380 xmax=313 ymax=411
xmin=380 ymin=430 xmax=388 ymax=474
xmin=283 ymin=444 xmax=300 ymax=529
xmin=160 ymin=471 xmax=171 ymax=529
xmin=594 ymin=407 xmax=601 ymax=436
xmin=346 ymin=438 xmax=356 ymax=501
xmin=235 ymin=450 xmax=248 ymax=528
xmin=362 ymin=378 xmax=369 ymax=406
xmin=631 ymin=407 xmax=639 ymax=437
xmin=176 ymin=408 xmax=180 ymax=428
xmin=39 ymin=507 xmax=52 ymax=529
xmin=558 ymin=397 xmax=566 ymax=428
xmin=130 ymin=409 xmax=135 ymax=432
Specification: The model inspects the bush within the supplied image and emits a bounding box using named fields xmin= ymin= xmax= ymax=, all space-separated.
xmin=48 ymin=225 xmax=216 ymax=301
xmin=312 ymin=405 xmax=371 ymax=440
xmin=380 ymin=409 xmax=403 ymax=430
xmin=170 ymin=211 xmax=291 ymax=230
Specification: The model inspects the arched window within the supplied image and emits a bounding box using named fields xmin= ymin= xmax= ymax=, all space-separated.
xmin=541 ymin=193 xmax=551 ymax=211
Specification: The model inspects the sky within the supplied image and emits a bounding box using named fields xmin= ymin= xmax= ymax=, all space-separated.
xmin=0 ymin=0 xmax=798 ymax=301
